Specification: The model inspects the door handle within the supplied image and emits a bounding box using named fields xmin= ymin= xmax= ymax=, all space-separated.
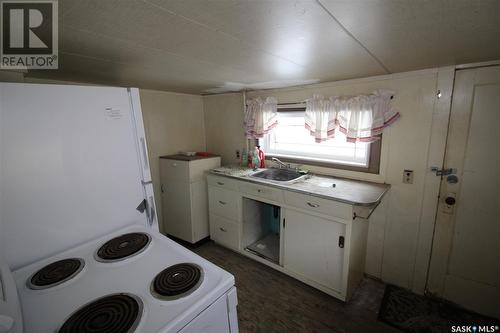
xmin=307 ymin=202 xmax=320 ymax=208
xmin=219 ymin=227 xmax=227 ymax=232
xmin=219 ymin=200 xmax=227 ymax=205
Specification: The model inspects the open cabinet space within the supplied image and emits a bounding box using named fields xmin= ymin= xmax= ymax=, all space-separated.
xmin=242 ymin=198 xmax=282 ymax=265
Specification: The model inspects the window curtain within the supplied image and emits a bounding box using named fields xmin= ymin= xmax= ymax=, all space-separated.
xmin=305 ymin=89 xmax=400 ymax=143
xmin=244 ymin=97 xmax=278 ymax=139
xmin=305 ymin=94 xmax=337 ymax=143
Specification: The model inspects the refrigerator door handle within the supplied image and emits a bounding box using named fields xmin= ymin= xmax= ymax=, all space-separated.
xmin=148 ymin=195 xmax=155 ymax=227
xmin=140 ymin=137 xmax=149 ymax=170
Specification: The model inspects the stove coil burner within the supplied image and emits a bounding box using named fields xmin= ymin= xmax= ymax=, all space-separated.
xmin=95 ymin=232 xmax=151 ymax=262
xmin=27 ymin=258 xmax=84 ymax=290
xmin=58 ymin=293 xmax=142 ymax=333
xmin=151 ymin=263 xmax=203 ymax=300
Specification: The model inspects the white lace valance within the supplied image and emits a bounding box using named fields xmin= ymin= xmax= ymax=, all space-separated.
xmin=305 ymin=90 xmax=400 ymax=143
xmin=244 ymin=97 xmax=278 ymax=139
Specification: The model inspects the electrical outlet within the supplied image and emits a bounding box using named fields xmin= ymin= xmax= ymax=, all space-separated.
xmin=235 ymin=150 xmax=240 ymax=159
xmin=403 ymin=170 xmax=414 ymax=184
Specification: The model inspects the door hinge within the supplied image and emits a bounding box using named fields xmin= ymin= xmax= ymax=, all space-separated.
xmin=430 ymin=166 xmax=456 ymax=176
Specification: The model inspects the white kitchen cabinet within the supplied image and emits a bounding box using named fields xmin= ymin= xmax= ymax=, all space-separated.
xmin=206 ymin=173 xmax=375 ymax=301
xmin=209 ymin=214 xmax=240 ymax=250
xmin=160 ymin=155 xmax=220 ymax=243
xmin=208 ymin=186 xmax=240 ymax=221
xmin=283 ymin=208 xmax=345 ymax=292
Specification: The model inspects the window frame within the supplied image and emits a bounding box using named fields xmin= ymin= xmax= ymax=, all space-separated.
xmin=261 ymin=106 xmax=382 ymax=174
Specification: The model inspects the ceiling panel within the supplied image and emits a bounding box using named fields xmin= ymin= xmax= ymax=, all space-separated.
xmin=319 ymin=0 xmax=500 ymax=72
xmin=24 ymin=0 xmax=500 ymax=93
xmin=145 ymin=0 xmax=386 ymax=81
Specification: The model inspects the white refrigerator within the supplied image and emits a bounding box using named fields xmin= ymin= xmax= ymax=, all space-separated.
xmin=0 ymin=83 xmax=158 ymax=270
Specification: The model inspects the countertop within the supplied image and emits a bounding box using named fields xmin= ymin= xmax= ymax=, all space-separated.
xmin=209 ymin=166 xmax=390 ymax=206
xmin=160 ymin=154 xmax=220 ymax=161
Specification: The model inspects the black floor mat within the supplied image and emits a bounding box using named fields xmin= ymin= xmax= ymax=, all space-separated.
xmin=378 ymin=284 xmax=500 ymax=333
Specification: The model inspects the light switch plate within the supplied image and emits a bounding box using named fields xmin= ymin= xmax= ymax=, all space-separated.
xmin=403 ymin=170 xmax=414 ymax=184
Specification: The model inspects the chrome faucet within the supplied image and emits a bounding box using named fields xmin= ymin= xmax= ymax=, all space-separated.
xmin=272 ymin=157 xmax=289 ymax=169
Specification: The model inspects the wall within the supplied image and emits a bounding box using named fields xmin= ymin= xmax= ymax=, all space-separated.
xmin=139 ymin=89 xmax=206 ymax=231
xmin=203 ymin=93 xmax=246 ymax=165
xmin=203 ymin=69 xmax=452 ymax=293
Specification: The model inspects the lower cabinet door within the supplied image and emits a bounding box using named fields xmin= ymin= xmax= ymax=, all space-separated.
xmin=283 ymin=208 xmax=345 ymax=292
xmin=210 ymin=214 xmax=239 ymax=250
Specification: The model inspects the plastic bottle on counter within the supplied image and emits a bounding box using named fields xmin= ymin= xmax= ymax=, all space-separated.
xmin=252 ymin=147 xmax=261 ymax=169
xmin=257 ymin=145 xmax=265 ymax=168
xmin=241 ymin=148 xmax=248 ymax=167
xmin=247 ymin=150 xmax=253 ymax=168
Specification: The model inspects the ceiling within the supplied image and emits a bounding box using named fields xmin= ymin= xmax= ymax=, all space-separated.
xmin=27 ymin=0 xmax=500 ymax=94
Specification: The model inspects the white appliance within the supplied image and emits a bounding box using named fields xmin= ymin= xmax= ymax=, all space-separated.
xmin=0 ymin=83 xmax=238 ymax=333
xmin=160 ymin=155 xmax=221 ymax=243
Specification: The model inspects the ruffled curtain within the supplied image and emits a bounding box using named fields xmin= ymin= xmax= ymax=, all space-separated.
xmin=244 ymin=97 xmax=278 ymax=139
xmin=305 ymin=95 xmax=337 ymax=143
xmin=305 ymin=90 xmax=400 ymax=143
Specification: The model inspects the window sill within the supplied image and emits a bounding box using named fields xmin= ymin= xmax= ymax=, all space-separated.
xmin=265 ymin=153 xmax=380 ymax=174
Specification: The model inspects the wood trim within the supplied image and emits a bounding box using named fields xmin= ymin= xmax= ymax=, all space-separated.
xmin=265 ymin=136 xmax=382 ymax=174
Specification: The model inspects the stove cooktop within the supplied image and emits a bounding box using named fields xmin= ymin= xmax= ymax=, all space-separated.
xmin=13 ymin=224 xmax=235 ymax=333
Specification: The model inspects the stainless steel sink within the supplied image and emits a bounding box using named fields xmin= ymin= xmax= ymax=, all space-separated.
xmin=250 ymin=168 xmax=306 ymax=183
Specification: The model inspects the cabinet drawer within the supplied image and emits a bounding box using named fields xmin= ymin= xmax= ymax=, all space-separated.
xmin=284 ymin=191 xmax=352 ymax=221
xmin=239 ymin=182 xmax=284 ymax=203
xmin=210 ymin=214 xmax=239 ymax=250
xmin=207 ymin=175 xmax=240 ymax=191
xmin=208 ymin=187 xmax=240 ymax=220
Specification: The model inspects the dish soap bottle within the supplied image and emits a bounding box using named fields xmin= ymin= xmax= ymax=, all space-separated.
xmin=252 ymin=147 xmax=261 ymax=170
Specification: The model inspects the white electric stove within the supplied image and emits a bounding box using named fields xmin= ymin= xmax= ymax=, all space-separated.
xmin=0 ymin=83 xmax=239 ymax=333
xmin=9 ymin=224 xmax=238 ymax=333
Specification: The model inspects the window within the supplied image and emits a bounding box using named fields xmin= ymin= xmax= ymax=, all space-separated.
xmin=261 ymin=111 xmax=381 ymax=173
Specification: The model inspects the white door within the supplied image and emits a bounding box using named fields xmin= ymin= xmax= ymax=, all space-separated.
xmin=283 ymin=209 xmax=345 ymax=292
xmin=427 ymin=66 xmax=500 ymax=319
